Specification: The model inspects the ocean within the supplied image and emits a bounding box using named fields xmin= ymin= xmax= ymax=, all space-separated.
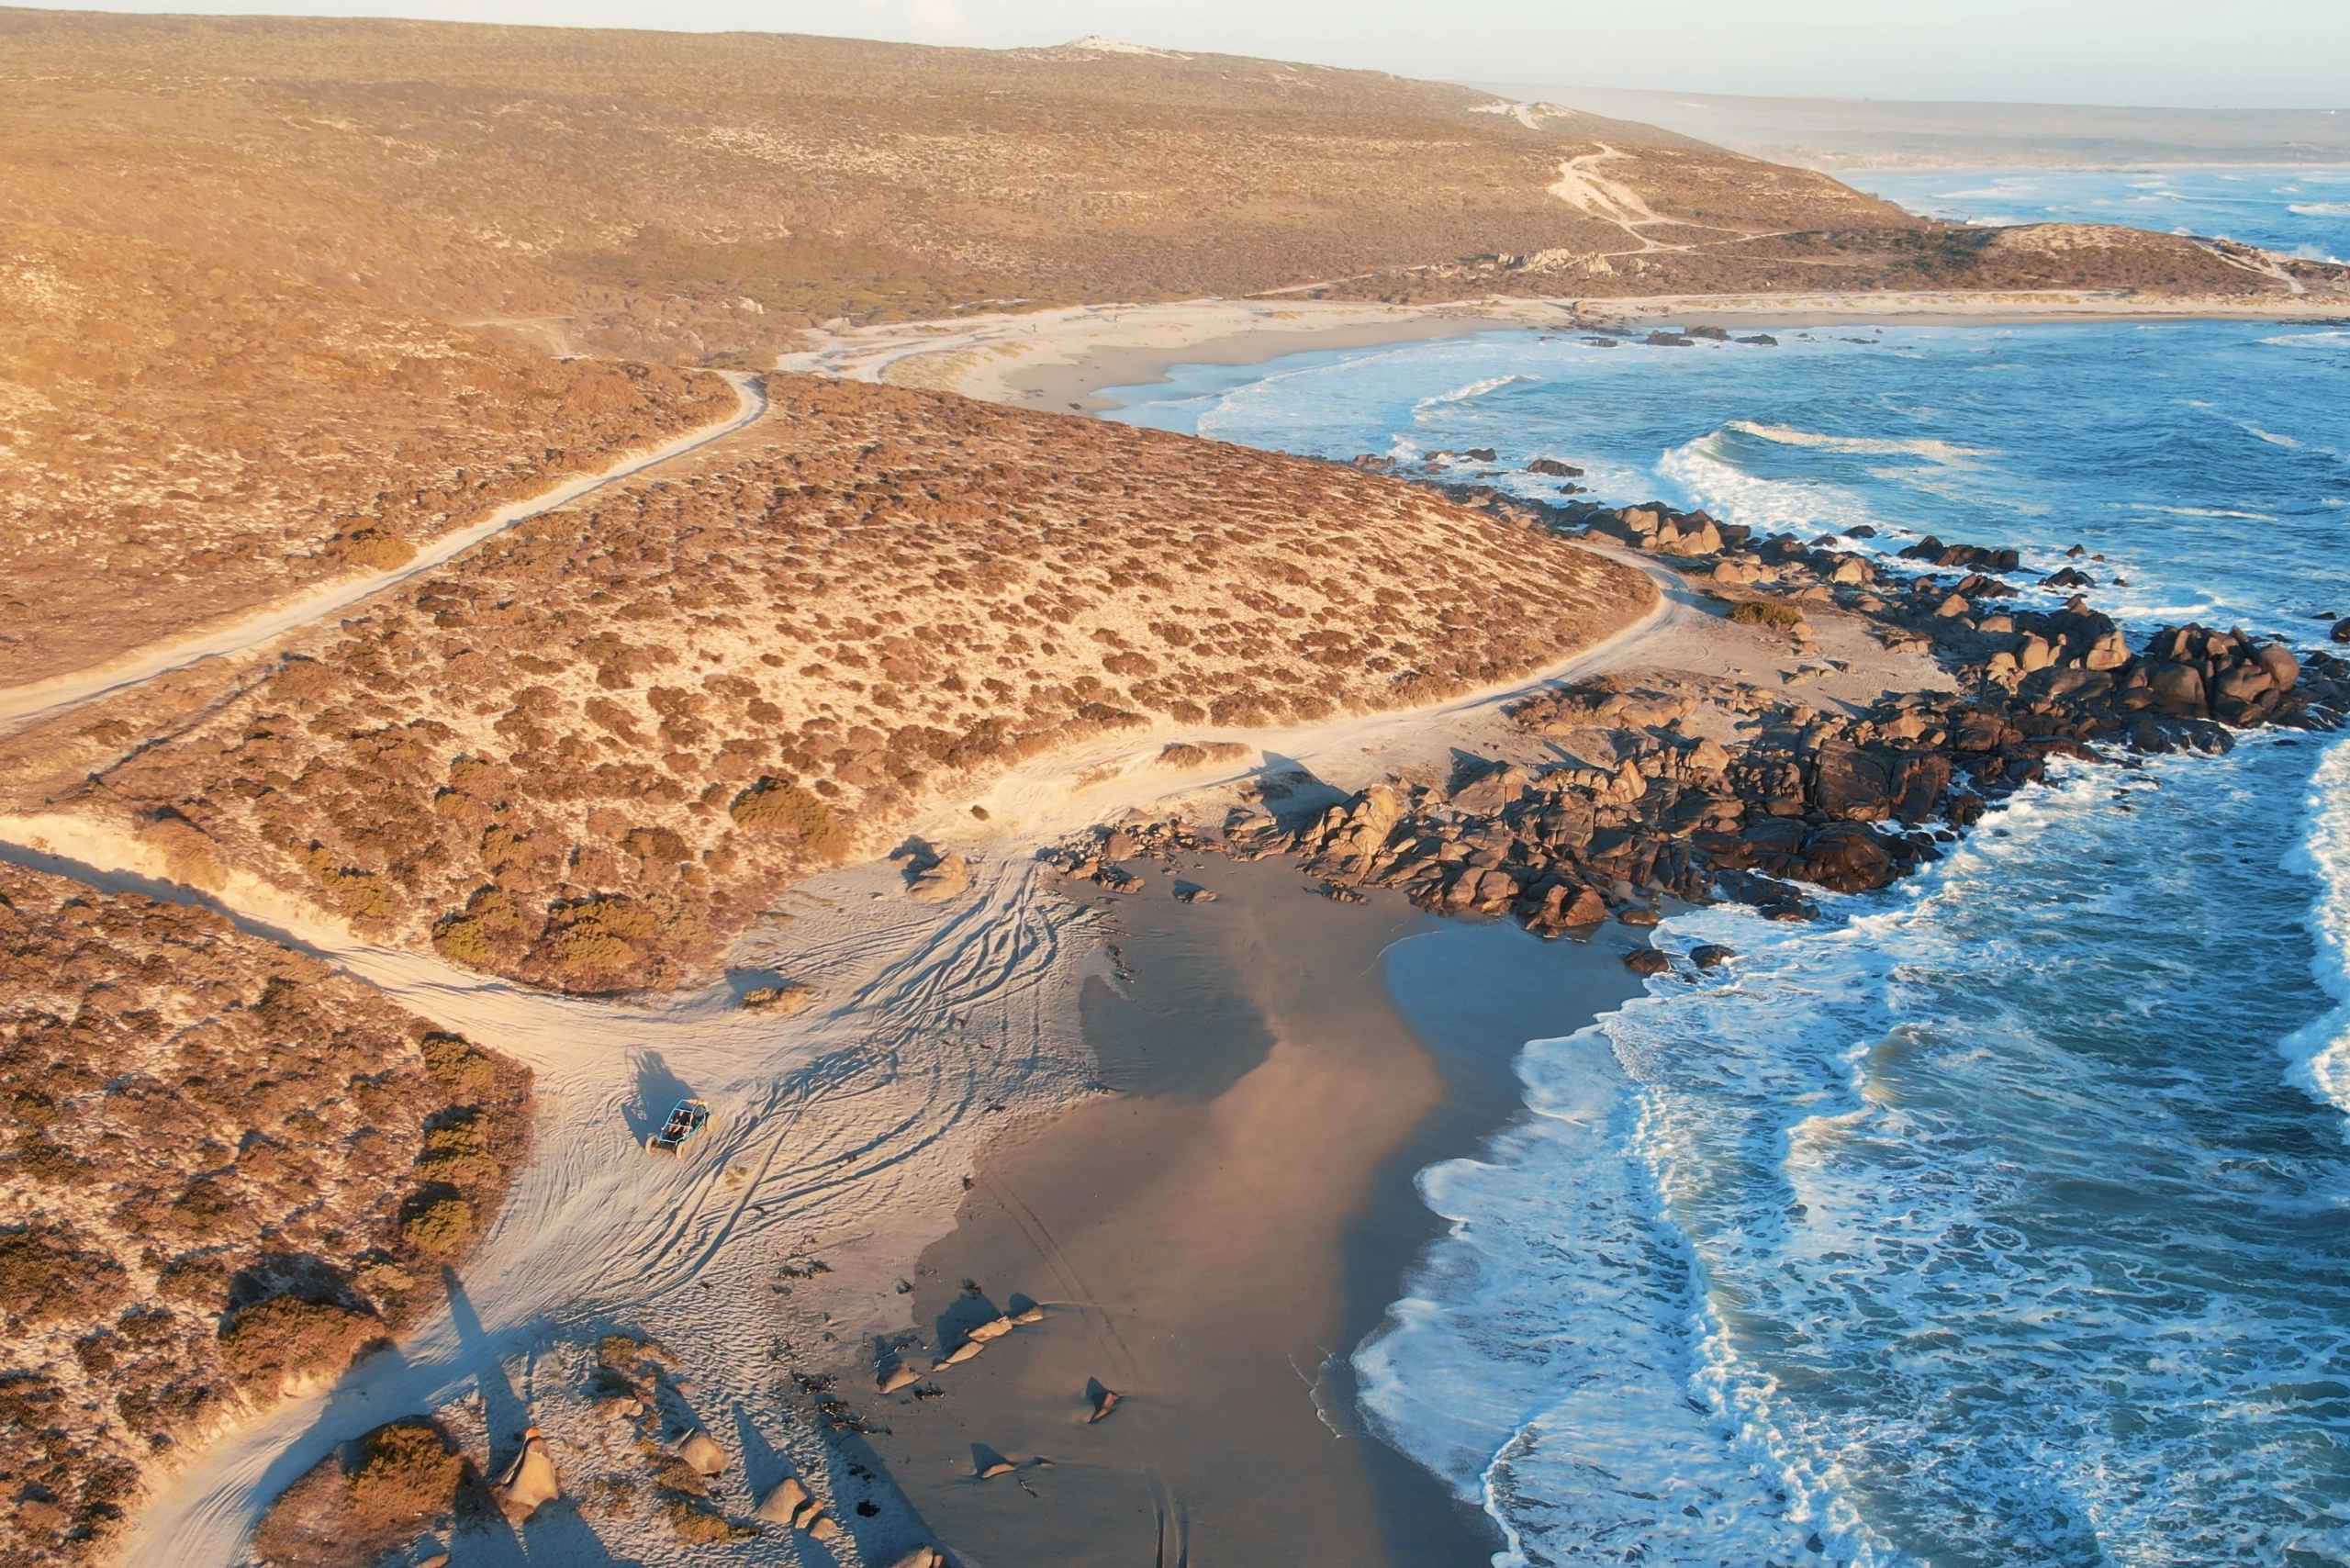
xmin=1849 ymin=166 xmax=2350 ymax=265
xmin=1103 ymin=177 xmax=2350 ymax=1565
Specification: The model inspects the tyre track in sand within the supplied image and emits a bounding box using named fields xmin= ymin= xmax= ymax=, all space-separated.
xmin=0 ymin=509 xmax=1681 ymax=1562
xmin=106 ymin=851 xmax=1091 ymax=1568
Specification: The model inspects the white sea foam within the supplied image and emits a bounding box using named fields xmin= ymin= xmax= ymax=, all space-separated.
xmin=2129 ymin=503 xmax=2281 ymax=521
xmin=2291 ymin=203 xmax=2350 ymax=217
xmin=2282 ymin=737 xmax=2350 ymax=1116
xmin=1656 ymin=430 xmax=1886 ymax=538
xmin=1412 ymin=373 xmax=1536 ymax=417
xmin=1726 ymin=420 xmax=1995 ymax=465
xmin=1354 ymin=1017 xmax=1874 ymax=1567
xmin=2246 ymin=426 xmax=2305 ymax=447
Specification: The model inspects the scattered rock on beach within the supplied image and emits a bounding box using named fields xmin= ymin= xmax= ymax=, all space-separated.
xmin=909 ymin=853 xmax=972 ymax=902
xmin=1690 ymin=945 xmax=1736 ymax=969
xmin=941 ymin=1338 xmax=986 ymax=1366
xmin=741 ymin=981 xmax=818 ymax=1014
xmin=1617 ymin=905 xmax=1662 ymax=926
xmin=1623 ymin=948 xmax=1673 ymax=977
xmin=878 ymin=1362 xmax=923 ymax=1394
xmin=755 ymin=1479 xmax=811 ymax=1525
xmin=1088 ymin=1381 xmax=1122 ymax=1423
xmin=677 ymin=1430 xmax=727 ymax=1476
xmin=492 ymin=1428 xmax=561 ymax=1526
xmin=889 ymin=1550 xmax=945 ymax=1568
xmin=1092 ymin=865 xmax=1146 ymax=894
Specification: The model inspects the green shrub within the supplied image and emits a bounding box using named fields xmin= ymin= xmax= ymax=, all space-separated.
xmin=218 ymin=1295 xmax=377 ymax=1388
xmin=400 ymin=1198 xmax=475 ymax=1258
xmin=728 ymin=778 xmax=849 ymax=859
xmin=0 ymin=1226 xmax=127 ymax=1326
xmin=346 ymin=1419 xmax=463 ymax=1528
xmin=663 ymin=1494 xmax=737 ymax=1543
xmin=1729 ymin=599 xmax=1805 ymax=629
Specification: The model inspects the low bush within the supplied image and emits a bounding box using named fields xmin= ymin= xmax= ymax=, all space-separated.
xmin=218 ymin=1295 xmax=379 ymax=1390
xmin=1729 ymin=599 xmax=1805 ymax=629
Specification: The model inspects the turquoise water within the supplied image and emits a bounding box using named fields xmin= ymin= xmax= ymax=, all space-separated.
xmin=1104 ymin=193 xmax=2350 ymax=1566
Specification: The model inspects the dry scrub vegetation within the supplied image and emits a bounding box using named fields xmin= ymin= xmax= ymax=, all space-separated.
xmin=0 ymin=864 xmax=528 ymax=1568
xmin=251 ymin=1417 xmax=471 ymax=1568
xmin=0 ymin=14 xmax=1911 ymax=349
xmin=0 ymin=14 xmax=2321 ymax=685
xmin=5 ymin=12 xmax=2301 ymax=365
xmin=52 ymin=375 xmax=1652 ymax=992
xmin=0 ymin=223 xmax=736 ymax=688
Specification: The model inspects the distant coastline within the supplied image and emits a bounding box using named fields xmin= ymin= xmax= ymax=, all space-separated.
xmin=782 ymin=285 xmax=2350 ymax=418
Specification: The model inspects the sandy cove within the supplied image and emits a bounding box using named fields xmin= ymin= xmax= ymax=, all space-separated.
xmin=778 ymin=287 xmax=2350 ymax=417
xmin=14 ymin=285 xmax=2007 ymax=1564
xmin=8 ymin=531 xmax=1952 ymax=1564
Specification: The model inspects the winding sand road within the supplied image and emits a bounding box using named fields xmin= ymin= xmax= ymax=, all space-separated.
xmin=0 ymin=372 xmax=767 ymax=731
xmin=0 ymin=349 xmax=1687 ymax=1564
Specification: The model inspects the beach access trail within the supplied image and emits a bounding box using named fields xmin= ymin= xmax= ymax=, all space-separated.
xmin=0 ymin=373 xmax=767 ymax=731
xmin=0 ymin=497 xmax=1682 ymax=1562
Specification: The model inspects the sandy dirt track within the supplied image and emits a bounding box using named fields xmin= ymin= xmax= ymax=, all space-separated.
xmin=0 ymin=374 xmax=767 ymax=731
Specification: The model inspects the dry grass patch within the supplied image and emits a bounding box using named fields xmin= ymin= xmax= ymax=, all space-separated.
xmin=59 ymin=375 xmax=1653 ymax=991
xmin=0 ymin=865 xmax=530 ymax=1567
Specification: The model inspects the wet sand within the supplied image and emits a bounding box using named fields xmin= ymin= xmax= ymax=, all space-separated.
xmin=865 ymin=855 xmax=1649 ymax=1564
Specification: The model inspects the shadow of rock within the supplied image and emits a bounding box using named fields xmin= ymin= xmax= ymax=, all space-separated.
xmin=931 ymin=1285 xmax=1006 ymax=1352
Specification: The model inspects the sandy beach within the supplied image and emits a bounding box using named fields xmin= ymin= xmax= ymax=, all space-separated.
xmin=778 ymin=286 xmax=2350 ymax=418
xmin=859 ymin=855 xmax=1648 ymax=1564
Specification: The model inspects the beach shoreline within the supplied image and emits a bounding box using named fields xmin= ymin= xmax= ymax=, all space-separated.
xmin=857 ymin=855 xmax=1647 ymax=1564
xmin=778 ymin=288 xmax=2350 ymax=416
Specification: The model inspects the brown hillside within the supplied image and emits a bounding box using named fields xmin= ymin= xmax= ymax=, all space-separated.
xmin=43 ymin=375 xmax=1654 ymax=992
xmin=0 ymin=13 xmax=2312 ymax=692
xmin=2 ymin=10 xmax=1939 ymax=360
xmin=0 ymin=223 xmax=738 ymax=688
xmin=0 ymin=862 xmax=529 ymax=1568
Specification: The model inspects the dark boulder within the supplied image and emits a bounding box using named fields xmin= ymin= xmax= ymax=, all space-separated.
xmin=1714 ymin=868 xmax=1818 ymax=921
xmin=1689 ymin=944 xmax=1736 ymax=969
xmin=2144 ymin=662 xmax=2208 ymax=717
xmin=1810 ymin=741 xmax=1951 ymax=824
xmin=2254 ymin=644 xmax=2300 ymax=690
xmin=1623 ymin=948 xmax=1673 ymax=976
xmin=1795 ymin=822 xmax=1900 ymax=892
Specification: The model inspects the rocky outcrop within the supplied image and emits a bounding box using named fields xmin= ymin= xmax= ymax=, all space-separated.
xmin=1054 ymin=491 xmax=2347 ymax=955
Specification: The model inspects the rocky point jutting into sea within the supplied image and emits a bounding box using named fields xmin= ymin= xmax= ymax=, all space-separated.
xmin=1051 ymin=494 xmax=2344 ymax=949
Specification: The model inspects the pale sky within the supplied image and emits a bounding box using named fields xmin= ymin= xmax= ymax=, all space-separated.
xmin=51 ymin=0 xmax=2350 ymax=109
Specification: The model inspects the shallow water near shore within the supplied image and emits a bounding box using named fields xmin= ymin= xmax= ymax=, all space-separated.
xmin=1104 ymin=196 xmax=2350 ymax=1565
